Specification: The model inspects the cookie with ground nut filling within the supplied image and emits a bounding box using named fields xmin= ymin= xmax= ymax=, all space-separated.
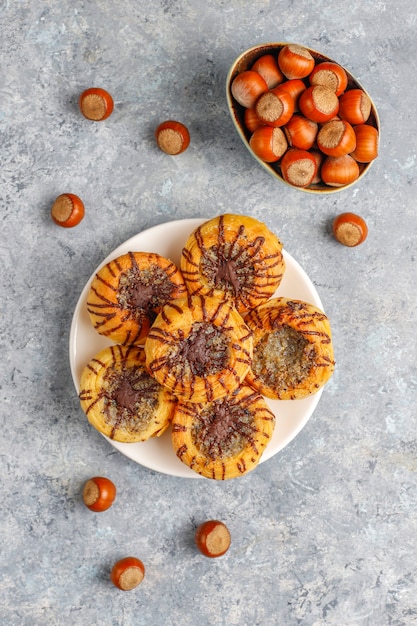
xmin=245 ymin=297 xmax=335 ymax=400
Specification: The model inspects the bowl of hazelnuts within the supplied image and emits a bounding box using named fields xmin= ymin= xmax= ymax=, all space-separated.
xmin=226 ymin=42 xmax=380 ymax=193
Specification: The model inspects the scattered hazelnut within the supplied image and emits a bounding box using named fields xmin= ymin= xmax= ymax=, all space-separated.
xmin=79 ymin=87 xmax=114 ymax=121
xmin=51 ymin=193 xmax=85 ymax=228
xmin=332 ymin=212 xmax=368 ymax=247
xmin=155 ymin=120 xmax=190 ymax=155
xmin=195 ymin=520 xmax=231 ymax=558
xmin=111 ymin=557 xmax=145 ymax=591
xmin=82 ymin=476 xmax=116 ymax=512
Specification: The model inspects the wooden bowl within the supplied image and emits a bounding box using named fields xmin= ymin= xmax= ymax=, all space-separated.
xmin=226 ymin=43 xmax=380 ymax=194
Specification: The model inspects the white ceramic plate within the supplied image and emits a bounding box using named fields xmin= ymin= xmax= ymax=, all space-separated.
xmin=69 ymin=218 xmax=324 ymax=478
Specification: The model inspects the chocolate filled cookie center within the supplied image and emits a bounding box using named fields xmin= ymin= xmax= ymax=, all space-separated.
xmin=214 ymin=259 xmax=240 ymax=294
xmin=113 ymin=377 xmax=144 ymax=410
xmin=178 ymin=322 xmax=229 ymax=377
xmin=201 ymin=244 xmax=256 ymax=296
xmin=103 ymin=367 xmax=160 ymax=434
xmin=192 ymin=399 xmax=254 ymax=459
xmin=204 ymin=403 xmax=235 ymax=446
xmin=118 ymin=266 xmax=175 ymax=315
xmin=127 ymin=283 xmax=155 ymax=309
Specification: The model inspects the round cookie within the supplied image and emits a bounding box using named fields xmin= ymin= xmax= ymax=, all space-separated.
xmin=87 ymin=251 xmax=186 ymax=345
xmin=145 ymin=294 xmax=253 ymax=403
xmin=245 ymin=297 xmax=335 ymax=400
xmin=79 ymin=344 xmax=176 ymax=442
xmin=180 ymin=214 xmax=285 ymax=313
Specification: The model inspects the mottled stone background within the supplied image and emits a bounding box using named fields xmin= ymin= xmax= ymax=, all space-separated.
xmin=1 ymin=1 xmax=416 ymax=624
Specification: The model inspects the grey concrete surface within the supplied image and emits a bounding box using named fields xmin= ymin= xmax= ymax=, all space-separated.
xmin=1 ymin=1 xmax=416 ymax=624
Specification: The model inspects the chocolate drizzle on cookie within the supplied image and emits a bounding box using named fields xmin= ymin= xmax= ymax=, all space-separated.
xmin=118 ymin=254 xmax=178 ymax=315
xmin=171 ymin=385 xmax=275 ymax=479
xmin=214 ymin=258 xmax=240 ymax=294
xmin=181 ymin=214 xmax=286 ymax=313
xmin=86 ymin=251 xmax=186 ymax=346
xmin=192 ymin=397 xmax=256 ymax=460
xmin=145 ymin=295 xmax=253 ymax=403
xmin=245 ymin=297 xmax=335 ymax=400
xmin=79 ymin=345 xmax=176 ymax=442
xmin=101 ymin=364 xmax=160 ymax=438
xmin=177 ymin=322 xmax=229 ymax=377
